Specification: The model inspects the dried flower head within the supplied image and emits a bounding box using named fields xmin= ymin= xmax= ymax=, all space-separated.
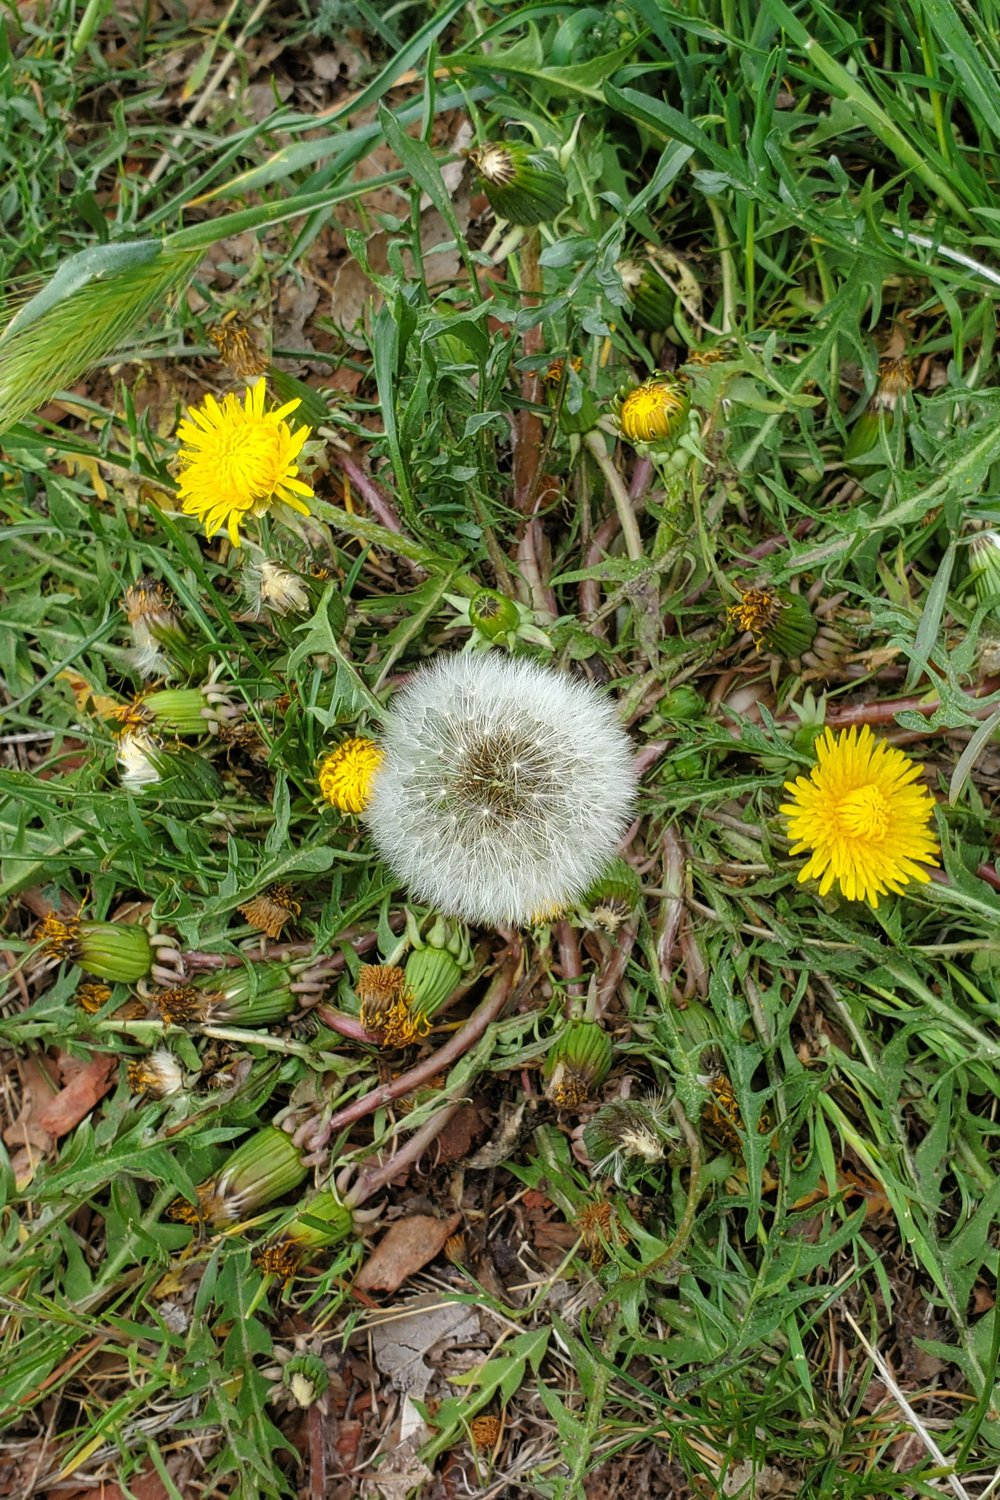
xmin=207 ymin=317 xmax=268 ymax=377
xmin=470 ymin=1414 xmax=503 ymax=1450
xmin=729 ymin=587 xmax=783 ymax=644
xmin=126 ymin=1048 xmax=184 ymax=1099
xmin=874 ymin=355 xmax=915 ymax=411
xmin=355 ymin=963 xmax=426 ymax=1048
xmin=150 ymin=984 xmax=202 ymax=1025
xmin=543 ymin=355 xmax=583 ymax=387
xmin=583 ymin=1094 xmax=675 ymax=1182
xmin=238 ymin=885 xmax=301 ymax=940
xmin=74 ymin=981 xmax=112 ymax=1014
xmin=318 ymin=736 xmax=384 ymax=815
xmin=175 ymin=380 xmax=313 ymax=547
xmin=123 ymin=577 xmax=185 ymax=678
xmin=366 ymin=655 xmax=635 ymax=926
xmin=779 ymin=725 xmax=940 ymax=907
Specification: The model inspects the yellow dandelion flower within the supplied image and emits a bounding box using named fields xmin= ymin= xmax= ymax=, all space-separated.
xmin=317 ymin=736 xmax=383 ymax=814
xmin=175 ymin=380 xmax=314 ymax=547
xmin=779 ymin=726 xmax=940 ymax=908
xmin=617 ymin=376 xmax=688 ymax=444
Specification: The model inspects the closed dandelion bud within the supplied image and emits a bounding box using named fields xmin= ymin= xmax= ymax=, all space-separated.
xmin=658 ymin=684 xmax=705 ymax=721
xmin=284 ymin=1354 xmax=329 ymax=1409
xmin=760 ymin=593 xmax=817 ymax=659
xmin=126 ymin=1047 xmax=185 ymax=1099
xmin=970 ymin=532 xmax=1000 ymax=608
xmin=318 ymin=736 xmax=384 ymax=815
xmin=617 ymin=258 xmax=676 ymax=333
xmin=38 ymin=913 xmax=152 ymax=982
xmin=151 ymin=746 xmax=226 ymax=804
xmin=282 ymin=1189 xmax=356 ymax=1251
xmin=544 ymin=1020 xmax=612 ymax=1108
xmin=845 ymin=357 xmax=913 ymax=470
xmin=405 ymin=914 xmax=472 ymax=1024
xmin=471 ymin=142 xmax=567 ymax=225
xmin=130 ymin=687 xmax=232 ymax=735
xmin=613 ymin=375 xmax=690 ymax=452
xmin=123 ymin=577 xmax=189 ymax=680
xmin=469 ymin=589 xmax=521 ymax=641
xmin=170 ymin=1125 xmax=307 ymax=1227
xmin=202 ymin=964 xmax=297 ymax=1026
xmin=581 ymin=857 xmax=640 ymax=931
xmin=583 ymin=1095 xmax=675 ymax=1181
xmin=844 ymin=407 xmax=884 ymax=467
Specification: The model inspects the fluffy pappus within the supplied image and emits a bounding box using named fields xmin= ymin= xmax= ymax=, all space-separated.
xmin=365 ymin=654 xmax=636 ymax=926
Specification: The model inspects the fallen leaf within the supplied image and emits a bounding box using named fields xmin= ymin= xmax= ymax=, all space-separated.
xmin=369 ymin=1292 xmax=480 ymax=1399
xmin=36 ymin=1053 xmax=116 ymax=1136
xmin=355 ymin=1211 xmax=462 ymax=1294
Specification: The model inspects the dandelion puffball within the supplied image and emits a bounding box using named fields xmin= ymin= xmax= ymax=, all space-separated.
xmin=365 ymin=654 xmax=636 ymax=926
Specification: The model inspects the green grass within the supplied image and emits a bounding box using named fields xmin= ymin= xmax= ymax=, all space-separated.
xmin=2 ymin=1 xmax=1000 ymax=1496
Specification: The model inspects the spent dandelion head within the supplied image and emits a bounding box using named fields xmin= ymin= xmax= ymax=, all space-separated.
xmin=238 ymin=885 xmax=301 ymax=941
xmin=126 ymin=1048 xmax=185 ymax=1099
xmin=317 ymin=736 xmax=384 ymax=815
xmin=365 ymin=655 xmax=636 ymax=927
xmin=779 ymin=725 xmax=940 ymax=907
xmin=355 ymin=963 xmax=427 ymax=1048
xmin=175 ymin=380 xmax=313 ymax=547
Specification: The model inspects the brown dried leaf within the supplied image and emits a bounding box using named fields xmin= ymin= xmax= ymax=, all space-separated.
xmin=354 ymin=1211 xmax=462 ymax=1294
xmin=35 ymin=1053 xmax=116 ymax=1137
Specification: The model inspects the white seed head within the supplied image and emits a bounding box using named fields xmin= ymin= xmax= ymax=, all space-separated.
xmin=365 ymin=655 xmax=636 ymax=925
xmin=249 ymin=559 xmax=311 ymax=618
xmin=116 ymin=728 xmax=162 ymax=791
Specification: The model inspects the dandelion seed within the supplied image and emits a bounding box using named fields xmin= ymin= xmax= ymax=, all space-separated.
xmin=175 ymin=380 xmax=313 ymax=547
xmin=365 ymin=655 xmax=636 ymax=926
xmin=779 ymin=725 xmax=940 ymax=907
xmin=115 ymin=726 xmax=162 ymax=791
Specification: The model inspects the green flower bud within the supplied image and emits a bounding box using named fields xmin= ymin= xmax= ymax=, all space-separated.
xmin=471 ymin=142 xmax=567 ymax=226
xmin=136 ymin=688 xmax=221 ymax=735
xmin=469 ymin=589 xmax=521 ymax=641
xmin=544 ymin=1020 xmax=612 ymax=1108
xmin=282 ymin=1189 xmax=356 ymax=1251
xmin=728 ymin=587 xmax=817 ymax=659
xmin=658 ymin=684 xmax=705 ymax=721
xmin=618 ymin=257 xmax=676 ymax=333
xmin=38 ymin=912 xmax=153 ymax=982
xmin=970 ymin=532 xmax=1000 ymax=610
xmin=170 ymin=1126 xmax=307 ymax=1227
xmin=404 ymin=913 xmax=474 ymax=1023
xmin=200 ymin=963 xmax=298 ymax=1027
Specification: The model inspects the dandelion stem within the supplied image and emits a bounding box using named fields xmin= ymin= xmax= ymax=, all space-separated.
xmin=583 ymin=431 xmax=644 ymax=562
